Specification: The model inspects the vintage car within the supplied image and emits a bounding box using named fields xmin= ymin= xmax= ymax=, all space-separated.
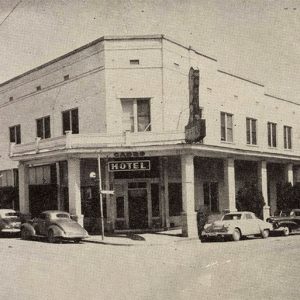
xmin=200 ymin=211 xmax=273 ymax=242
xmin=0 ymin=209 xmax=21 ymax=235
xmin=21 ymin=210 xmax=89 ymax=243
xmin=267 ymin=209 xmax=300 ymax=236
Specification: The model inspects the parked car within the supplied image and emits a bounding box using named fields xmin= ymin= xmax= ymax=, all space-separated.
xmin=21 ymin=210 xmax=89 ymax=243
xmin=200 ymin=211 xmax=273 ymax=242
xmin=267 ymin=209 xmax=300 ymax=236
xmin=0 ymin=209 xmax=21 ymax=235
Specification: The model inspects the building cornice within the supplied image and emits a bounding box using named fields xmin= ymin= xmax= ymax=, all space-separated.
xmin=10 ymin=141 xmax=300 ymax=165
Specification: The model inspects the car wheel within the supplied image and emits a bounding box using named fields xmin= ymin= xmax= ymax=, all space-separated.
xmin=74 ymin=239 xmax=82 ymax=244
xmin=282 ymin=226 xmax=290 ymax=236
xmin=261 ymin=229 xmax=269 ymax=239
xmin=21 ymin=228 xmax=31 ymax=240
xmin=232 ymin=229 xmax=241 ymax=241
xmin=48 ymin=230 xmax=56 ymax=243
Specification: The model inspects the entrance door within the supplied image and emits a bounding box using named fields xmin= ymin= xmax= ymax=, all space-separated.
xmin=128 ymin=188 xmax=148 ymax=229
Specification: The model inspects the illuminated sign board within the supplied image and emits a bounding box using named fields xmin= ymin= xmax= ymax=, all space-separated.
xmin=108 ymin=160 xmax=151 ymax=172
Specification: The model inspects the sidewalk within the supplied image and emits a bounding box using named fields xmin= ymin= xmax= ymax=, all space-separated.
xmin=84 ymin=229 xmax=199 ymax=246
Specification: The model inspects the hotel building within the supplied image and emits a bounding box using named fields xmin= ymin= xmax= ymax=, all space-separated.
xmin=0 ymin=35 xmax=299 ymax=237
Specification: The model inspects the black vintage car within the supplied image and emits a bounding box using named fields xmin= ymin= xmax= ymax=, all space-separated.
xmin=267 ymin=209 xmax=300 ymax=236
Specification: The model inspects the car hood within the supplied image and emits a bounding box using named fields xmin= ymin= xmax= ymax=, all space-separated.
xmin=268 ymin=216 xmax=291 ymax=222
xmin=52 ymin=220 xmax=88 ymax=235
xmin=204 ymin=220 xmax=233 ymax=231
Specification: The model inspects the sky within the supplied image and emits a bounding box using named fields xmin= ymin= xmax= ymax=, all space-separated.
xmin=0 ymin=0 xmax=299 ymax=103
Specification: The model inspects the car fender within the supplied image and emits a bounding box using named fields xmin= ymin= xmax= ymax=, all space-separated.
xmin=258 ymin=221 xmax=272 ymax=231
xmin=276 ymin=221 xmax=298 ymax=229
xmin=48 ymin=225 xmax=64 ymax=237
xmin=21 ymin=223 xmax=36 ymax=236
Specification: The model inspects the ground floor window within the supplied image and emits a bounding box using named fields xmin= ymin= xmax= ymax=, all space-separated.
xmin=151 ymin=183 xmax=160 ymax=217
xmin=168 ymin=183 xmax=182 ymax=216
xmin=203 ymin=182 xmax=219 ymax=212
xmin=116 ymin=196 xmax=125 ymax=219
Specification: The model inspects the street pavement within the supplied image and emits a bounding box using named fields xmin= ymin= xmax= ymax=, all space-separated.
xmin=0 ymin=232 xmax=299 ymax=300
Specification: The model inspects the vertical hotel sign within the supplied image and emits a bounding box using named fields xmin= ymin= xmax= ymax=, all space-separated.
xmin=185 ymin=67 xmax=206 ymax=143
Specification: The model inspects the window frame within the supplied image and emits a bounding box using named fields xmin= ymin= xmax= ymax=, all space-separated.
xmin=220 ymin=112 xmax=233 ymax=142
xmin=121 ymin=98 xmax=151 ymax=133
xmin=283 ymin=125 xmax=292 ymax=150
xmin=267 ymin=122 xmax=277 ymax=148
xmin=246 ymin=117 xmax=257 ymax=145
xmin=36 ymin=115 xmax=51 ymax=139
xmin=62 ymin=108 xmax=79 ymax=134
xmin=9 ymin=124 xmax=21 ymax=144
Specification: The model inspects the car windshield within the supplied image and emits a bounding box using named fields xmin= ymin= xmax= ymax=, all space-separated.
xmin=55 ymin=213 xmax=70 ymax=219
xmin=275 ymin=211 xmax=291 ymax=217
xmin=222 ymin=214 xmax=242 ymax=220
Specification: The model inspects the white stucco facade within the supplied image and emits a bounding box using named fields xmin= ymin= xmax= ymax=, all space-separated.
xmin=0 ymin=35 xmax=299 ymax=236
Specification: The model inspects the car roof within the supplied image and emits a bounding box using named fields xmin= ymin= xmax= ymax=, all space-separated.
xmin=41 ymin=210 xmax=70 ymax=215
xmin=225 ymin=211 xmax=252 ymax=215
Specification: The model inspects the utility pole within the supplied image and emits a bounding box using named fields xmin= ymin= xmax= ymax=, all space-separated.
xmin=97 ymin=154 xmax=105 ymax=240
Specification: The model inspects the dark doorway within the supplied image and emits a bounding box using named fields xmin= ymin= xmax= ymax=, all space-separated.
xmin=29 ymin=185 xmax=58 ymax=217
xmin=128 ymin=188 xmax=148 ymax=229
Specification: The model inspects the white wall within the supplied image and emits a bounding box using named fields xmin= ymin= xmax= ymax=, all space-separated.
xmin=0 ymin=41 xmax=107 ymax=170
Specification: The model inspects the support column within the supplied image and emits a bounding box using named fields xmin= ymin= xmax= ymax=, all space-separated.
xmin=181 ymin=154 xmax=198 ymax=238
xmin=223 ymin=158 xmax=236 ymax=212
xmin=68 ymin=158 xmax=83 ymax=226
xmin=285 ymin=163 xmax=294 ymax=185
xmin=18 ymin=163 xmax=30 ymax=215
xmin=56 ymin=162 xmax=63 ymax=210
xmin=163 ymin=158 xmax=170 ymax=229
xmin=257 ymin=161 xmax=270 ymax=220
xmin=159 ymin=158 xmax=165 ymax=227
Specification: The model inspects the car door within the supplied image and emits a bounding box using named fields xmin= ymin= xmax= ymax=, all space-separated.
xmin=36 ymin=213 xmax=48 ymax=235
xmin=244 ymin=213 xmax=260 ymax=235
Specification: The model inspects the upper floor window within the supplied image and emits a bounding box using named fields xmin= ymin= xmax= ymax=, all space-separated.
xmin=37 ymin=116 xmax=51 ymax=139
xmin=283 ymin=126 xmax=292 ymax=149
xmin=9 ymin=125 xmax=21 ymax=144
xmin=121 ymin=98 xmax=151 ymax=132
xmin=246 ymin=118 xmax=257 ymax=145
xmin=220 ymin=112 xmax=233 ymax=142
xmin=62 ymin=108 xmax=79 ymax=134
xmin=267 ymin=122 xmax=277 ymax=147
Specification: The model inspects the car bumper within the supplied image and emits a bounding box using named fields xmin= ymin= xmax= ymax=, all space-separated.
xmin=61 ymin=233 xmax=90 ymax=239
xmin=201 ymin=232 xmax=232 ymax=239
xmin=1 ymin=228 xmax=21 ymax=233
